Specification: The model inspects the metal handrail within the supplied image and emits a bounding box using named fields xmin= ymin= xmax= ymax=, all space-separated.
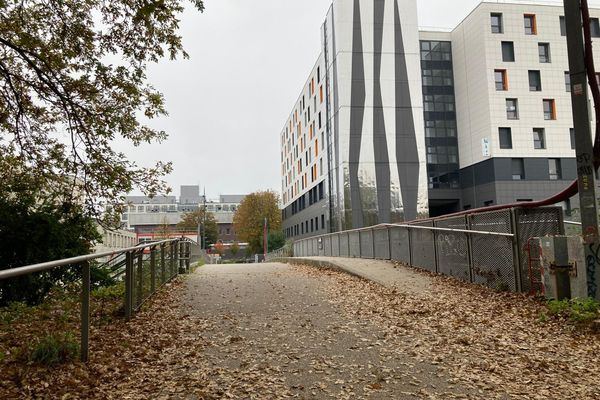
xmin=0 ymin=239 xmax=175 ymax=280
xmin=0 ymin=238 xmax=186 ymax=363
xmin=293 ymin=222 xmax=515 ymax=241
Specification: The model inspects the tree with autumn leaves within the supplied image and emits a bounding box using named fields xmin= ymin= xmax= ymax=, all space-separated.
xmin=233 ymin=191 xmax=282 ymax=254
xmin=177 ymin=208 xmax=218 ymax=248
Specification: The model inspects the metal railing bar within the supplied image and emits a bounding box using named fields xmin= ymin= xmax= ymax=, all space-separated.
xmin=564 ymin=220 xmax=582 ymax=226
xmin=383 ymin=224 xmax=515 ymax=238
xmin=0 ymin=239 xmax=177 ymax=280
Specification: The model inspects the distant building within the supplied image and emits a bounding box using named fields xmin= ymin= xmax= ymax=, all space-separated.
xmin=94 ymin=227 xmax=137 ymax=261
xmin=121 ymin=186 xmax=246 ymax=244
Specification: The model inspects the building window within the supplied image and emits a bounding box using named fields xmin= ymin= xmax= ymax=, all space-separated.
xmin=549 ymin=159 xmax=562 ymax=180
xmin=524 ymin=14 xmax=537 ymax=35
xmin=538 ymin=43 xmax=551 ymax=63
xmin=499 ymin=127 xmax=512 ymax=149
xmin=502 ymin=41 xmax=515 ymax=62
xmin=528 ymin=70 xmax=542 ymax=91
xmin=591 ymin=18 xmax=600 ymax=37
xmin=512 ymin=158 xmax=525 ymax=180
xmin=560 ymin=16 xmax=566 ymax=36
xmin=506 ymin=98 xmax=519 ymax=119
xmin=321 ymin=214 xmax=325 ymax=230
xmin=570 ymin=128 xmax=575 ymax=149
xmin=565 ymin=71 xmax=571 ymax=92
xmin=494 ymin=69 xmax=508 ymax=90
xmin=543 ymin=99 xmax=556 ymax=120
xmin=491 ymin=13 xmax=503 ymax=33
xmin=533 ymin=128 xmax=546 ymax=149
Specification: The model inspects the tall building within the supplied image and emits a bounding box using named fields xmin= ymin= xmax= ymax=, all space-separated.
xmin=280 ymin=0 xmax=600 ymax=240
xmin=280 ymin=0 xmax=429 ymax=239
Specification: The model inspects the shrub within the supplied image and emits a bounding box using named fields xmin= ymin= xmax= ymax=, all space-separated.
xmin=547 ymin=298 xmax=600 ymax=324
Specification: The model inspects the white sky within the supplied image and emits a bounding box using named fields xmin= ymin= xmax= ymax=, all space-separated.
xmin=120 ymin=0 xmax=600 ymax=198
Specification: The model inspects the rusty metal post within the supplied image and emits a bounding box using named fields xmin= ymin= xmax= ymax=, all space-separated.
xmin=80 ymin=261 xmax=90 ymax=362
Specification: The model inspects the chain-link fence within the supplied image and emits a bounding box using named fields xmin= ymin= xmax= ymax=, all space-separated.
xmin=292 ymin=207 xmax=563 ymax=294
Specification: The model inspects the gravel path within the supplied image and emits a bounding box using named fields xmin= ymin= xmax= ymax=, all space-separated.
xmin=183 ymin=263 xmax=471 ymax=399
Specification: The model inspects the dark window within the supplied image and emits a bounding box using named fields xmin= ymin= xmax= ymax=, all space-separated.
xmin=543 ymin=99 xmax=556 ymax=120
xmin=321 ymin=214 xmax=325 ymax=230
xmin=560 ymin=16 xmax=566 ymax=36
xmin=512 ymin=159 xmax=525 ymax=180
xmin=502 ymin=41 xmax=515 ymax=62
xmin=533 ymin=128 xmax=546 ymax=149
xmin=506 ymin=98 xmax=519 ymax=120
xmin=524 ymin=14 xmax=537 ymax=35
xmin=491 ymin=13 xmax=503 ymax=33
xmin=565 ymin=71 xmax=571 ymax=92
xmin=538 ymin=43 xmax=551 ymax=63
xmin=591 ymin=18 xmax=600 ymax=37
xmin=317 ymin=66 xmax=320 ymax=83
xmin=499 ymin=127 xmax=512 ymax=149
xmin=301 ymin=223 xmax=304 ymax=234
xmin=310 ymin=219 xmax=314 ymax=232
xmin=314 ymin=217 xmax=318 ymax=231
xmin=495 ymin=69 xmax=508 ymax=90
xmin=570 ymin=128 xmax=575 ymax=150
xmin=318 ymin=112 xmax=322 ymax=129
xmin=484 ymin=200 xmax=494 ymax=207
xmin=549 ymin=159 xmax=562 ymax=180
xmin=528 ymin=70 xmax=542 ymax=91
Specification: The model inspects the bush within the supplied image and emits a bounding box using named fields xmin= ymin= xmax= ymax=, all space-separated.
xmin=0 ymin=192 xmax=100 ymax=306
xmin=29 ymin=333 xmax=79 ymax=366
xmin=546 ymin=298 xmax=600 ymax=324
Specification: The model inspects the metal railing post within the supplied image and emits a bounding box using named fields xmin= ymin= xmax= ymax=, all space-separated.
xmin=150 ymin=246 xmax=156 ymax=293
xmin=161 ymin=244 xmax=166 ymax=284
xmin=170 ymin=242 xmax=175 ymax=278
xmin=174 ymin=240 xmax=179 ymax=276
xmin=186 ymin=242 xmax=191 ymax=272
xmin=125 ymin=251 xmax=133 ymax=319
xmin=136 ymin=250 xmax=143 ymax=308
xmin=466 ymin=215 xmax=474 ymax=283
xmin=372 ymin=228 xmax=376 ymax=259
xmin=433 ymin=221 xmax=439 ymax=273
xmin=408 ymin=227 xmax=413 ymax=266
xmin=80 ymin=261 xmax=90 ymax=363
xmin=510 ymin=208 xmax=523 ymax=293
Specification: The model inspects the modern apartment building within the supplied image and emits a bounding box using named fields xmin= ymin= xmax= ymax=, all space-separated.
xmin=280 ymin=0 xmax=600 ymax=240
xmin=280 ymin=0 xmax=429 ymax=239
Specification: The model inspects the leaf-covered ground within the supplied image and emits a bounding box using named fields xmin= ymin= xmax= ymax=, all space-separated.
xmin=0 ymin=261 xmax=599 ymax=399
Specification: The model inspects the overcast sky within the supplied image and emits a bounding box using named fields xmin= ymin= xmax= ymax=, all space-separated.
xmin=120 ymin=0 xmax=599 ymax=198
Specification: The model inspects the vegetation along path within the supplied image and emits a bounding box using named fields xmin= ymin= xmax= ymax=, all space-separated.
xmin=3 ymin=261 xmax=600 ymax=399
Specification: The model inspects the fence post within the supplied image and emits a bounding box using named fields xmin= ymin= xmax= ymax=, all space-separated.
xmin=388 ymin=227 xmax=393 ymax=260
xmin=347 ymin=233 xmax=351 ymax=257
xmin=125 ymin=251 xmax=133 ymax=319
xmin=466 ymin=215 xmax=474 ymax=283
xmin=408 ymin=227 xmax=413 ymax=266
xmin=372 ymin=228 xmax=376 ymax=259
xmin=150 ymin=246 xmax=156 ymax=293
xmin=510 ymin=208 xmax=523 ymax=293
xmin=433 ymin=221 xmax=439 ymax=273
xmin=170 ymin=242 xmax=175 ymax=278
xmin=80 ymin=261 xmax=90 ymax=363
xmin=161 ymin=244 xmax=166 ymax=284
xmin=136 ymin=250 xmax=143 ymax=308
xmin=174 ymin=240 xmax=179 ymax=276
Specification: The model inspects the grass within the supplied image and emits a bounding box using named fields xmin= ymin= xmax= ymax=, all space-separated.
xmin=545 ymin=298 xmax=600 ymax=326
xmin=0 ymin=282 xmax=125 ymax=366
xmin=29 ymin=333 xmax=79 ymax=366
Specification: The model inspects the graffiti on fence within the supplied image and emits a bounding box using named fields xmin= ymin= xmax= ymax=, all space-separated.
xmin=586 ymin=242 xmax=599 ymax=298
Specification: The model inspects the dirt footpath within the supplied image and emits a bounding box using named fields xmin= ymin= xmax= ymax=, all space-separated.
xmin=184 ymin=263 xmax=472 ymax=399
